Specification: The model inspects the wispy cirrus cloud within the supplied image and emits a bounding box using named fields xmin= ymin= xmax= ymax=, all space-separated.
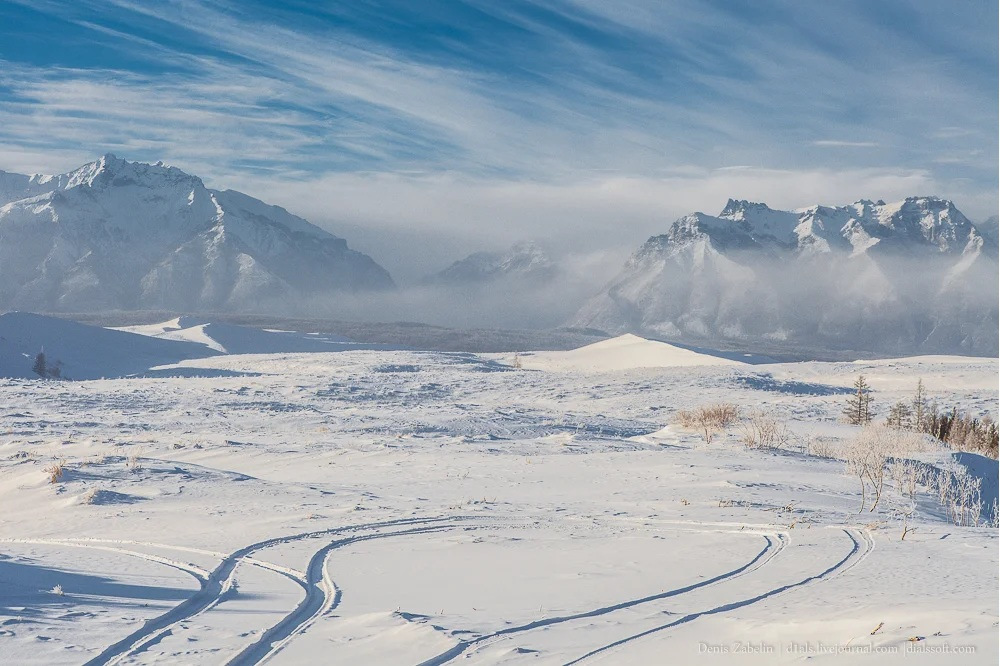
xmin=0 ymin=0 xmax=996 ymax=266
xmin=812 ymin=141 xmax=879 ymax=148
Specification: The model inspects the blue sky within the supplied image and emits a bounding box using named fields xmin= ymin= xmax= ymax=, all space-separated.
xmin=0 ymin=0 xmax=996 ymax=269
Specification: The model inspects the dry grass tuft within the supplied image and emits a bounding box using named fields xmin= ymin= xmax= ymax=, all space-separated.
xmin=676 ymin=403 xmax=739 ymax=444
xmin=44 ymin=460 xmax=66 ymax=484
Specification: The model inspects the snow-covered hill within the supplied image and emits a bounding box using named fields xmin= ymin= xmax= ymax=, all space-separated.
xmin=0 ymin=155 xmax=394 ymax=313
xmin=424 ymin=241 xmax=555 ymax=285
xmin=517 ymin=333 xmax=746 ymax=372
xmin=0 ymin=311 xmax=219 ymax=379
xmin=572 ymin=197 xmax=998 ymax=356
xmin=114 ymin=316 xmax=388 ymax=355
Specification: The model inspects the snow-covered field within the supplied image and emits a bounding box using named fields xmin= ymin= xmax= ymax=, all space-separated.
xmin=0 ymin=322 xmax=997 ymax=665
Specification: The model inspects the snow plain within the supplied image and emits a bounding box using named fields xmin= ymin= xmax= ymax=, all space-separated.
xmin=0 ymin=320 xmax=996 ymax=665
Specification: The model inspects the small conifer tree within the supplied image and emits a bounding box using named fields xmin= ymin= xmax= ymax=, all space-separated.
xmin=32 ymin=350 xmax=47 ymax=378
xmin=843 ymin=374 xmax=874 ymax=425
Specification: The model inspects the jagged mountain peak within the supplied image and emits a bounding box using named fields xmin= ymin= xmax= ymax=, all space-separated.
xmin=58 ymin=153 xmax=206 ymax=193
xmin=572 ymin=195 xmax=995 ymax=355
xmin=0 ymin=155 xmax=394 ymax=313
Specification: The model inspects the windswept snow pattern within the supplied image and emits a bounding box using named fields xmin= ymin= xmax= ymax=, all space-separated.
xmin=0 ymin=333 xmax=996 ymax=664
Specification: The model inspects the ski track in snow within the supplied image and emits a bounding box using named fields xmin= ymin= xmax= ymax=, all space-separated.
xmin=562 ymin=527 xmax=875 ymax=664
xmin=226 ymin=523 xmax=465 ymax=666
xmin=0 ymin=335 xmax=995 ymax=664
xmin=418 ymin=527 xmax=789 ymax=665
xmin=79 ymin=516 xmax=469 ymax=666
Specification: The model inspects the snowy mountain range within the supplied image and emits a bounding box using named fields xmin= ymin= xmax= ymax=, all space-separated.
xmin=423 ymin=241 xmax=556 ymax=286
xmin=0 ymin=155 xmax=393 ymax=313
xmin=572 ymin=197 xmax=998 ymax=355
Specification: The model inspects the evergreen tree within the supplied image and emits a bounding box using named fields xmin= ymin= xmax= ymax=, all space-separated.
xmin=911 ymin=378 xmax=927 ymax=431
xmin=886 ymin=400 xmax=912 ymax=428
xmin=32 ymin=350 xmax=47 ymax=378
xmin=843 ymin=374 xmax=874 ymax=425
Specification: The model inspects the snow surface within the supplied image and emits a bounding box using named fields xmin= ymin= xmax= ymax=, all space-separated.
xmin=0 ymin=320 xmax=996 ymax=664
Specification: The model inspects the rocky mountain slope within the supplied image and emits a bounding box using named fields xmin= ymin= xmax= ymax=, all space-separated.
xmin=0 ymin=155 xmax=393 ymax=313
xmin=423 ymin=240 xmax=556 ymax=285
xmin=572 ymin=197 xmax=998 ymax=356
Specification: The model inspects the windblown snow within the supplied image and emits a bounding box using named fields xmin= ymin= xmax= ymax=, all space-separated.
xmin=0 ymin=314 xmax=996 ymax=665
xmin=572 ymin=197 xmax=999 ymax=356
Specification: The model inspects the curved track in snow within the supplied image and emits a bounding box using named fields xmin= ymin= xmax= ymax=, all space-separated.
xmin=562 ymin=527 xmax=874 ymax=664
xmin=418 ymin=528 xmax=788 ymax=666
xmin=226 ymin=523 xmax=459 ymax=666
xmin=79 ymin=516 xmax=465 ymax=666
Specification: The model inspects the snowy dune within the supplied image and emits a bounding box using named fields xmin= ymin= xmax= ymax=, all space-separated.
xmin=114 ymin=316 xmax=381 ymax=355
xmin=0 ymin=312 xmax=220 ymax=380
xmin=0 ymin=313 xmax=393 ymax=380
xmin=0 ymin=323 xmax=996 ymax=664
xmin=517 ymin=333 xmax=745 ymax=372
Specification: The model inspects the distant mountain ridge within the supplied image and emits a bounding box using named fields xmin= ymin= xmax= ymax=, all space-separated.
xmin=0 ymin=155 xmax=393 ymax=313
xmin=572 ymin=196 xmax=998 ymax=356
xmin=424 ymin=240 xmax=556 ymax=285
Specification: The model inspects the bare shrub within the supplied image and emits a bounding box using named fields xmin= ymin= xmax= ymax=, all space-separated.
xmin=845 ymin=426 xmax=895 ymax=512
xmin=80 ymin=487 xmax=99 ymax=505
xmin=807 ymin=437 xmax=843 ymax=460
xmin=891 ymin=498 xmax=917 ymax=541
xmin=889 ymin=460 xmax=920 ymax=499
xmin=739 ymin=409 xmax=790 ymax=450
xmin=126 ymin=450 xmax=143 ymax=473
xmin=44 ymin=460 xmax=66 ymax=484
xmin=676 ymin=403 xmax=739 ymax=444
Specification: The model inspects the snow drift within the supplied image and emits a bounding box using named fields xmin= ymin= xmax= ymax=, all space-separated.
xmin=518 ymin=333 xmax=745 ymax=372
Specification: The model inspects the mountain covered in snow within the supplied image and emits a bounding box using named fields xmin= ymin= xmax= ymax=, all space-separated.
xmin=572 ymin=197 xmax=998 ymax=356
xmin=0 ymin=155 xmax=393 ymax=313
xmin=423 ymin=240 xmax=556 ymax=286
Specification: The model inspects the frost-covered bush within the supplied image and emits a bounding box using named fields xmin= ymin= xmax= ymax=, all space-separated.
xmin=739 ymin=409 xmax=790 ymax=450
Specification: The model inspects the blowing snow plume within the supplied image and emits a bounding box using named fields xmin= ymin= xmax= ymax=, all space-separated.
xmin=572 ymin=197 xmax=999 ymax=356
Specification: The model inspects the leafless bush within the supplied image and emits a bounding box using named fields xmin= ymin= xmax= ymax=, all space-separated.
xmin=889 ymin=460 xmax=920 ymax=499
xmin=890 ymin=498 xmax=918 ymax=541
xmin=739 ymin=409 xmax=790 ymax=450
xmin=676 ymin=403 xmax=739 ymax=444
xmin=806 ymin=437 xmax=843 ymax=460
xmin=988 ymin=498 xmax=999 ymax=529
xmin=845 ymin=426 xmax=895 ymax=512
xmin=126 ymin=449 xmax=143 ymax=473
